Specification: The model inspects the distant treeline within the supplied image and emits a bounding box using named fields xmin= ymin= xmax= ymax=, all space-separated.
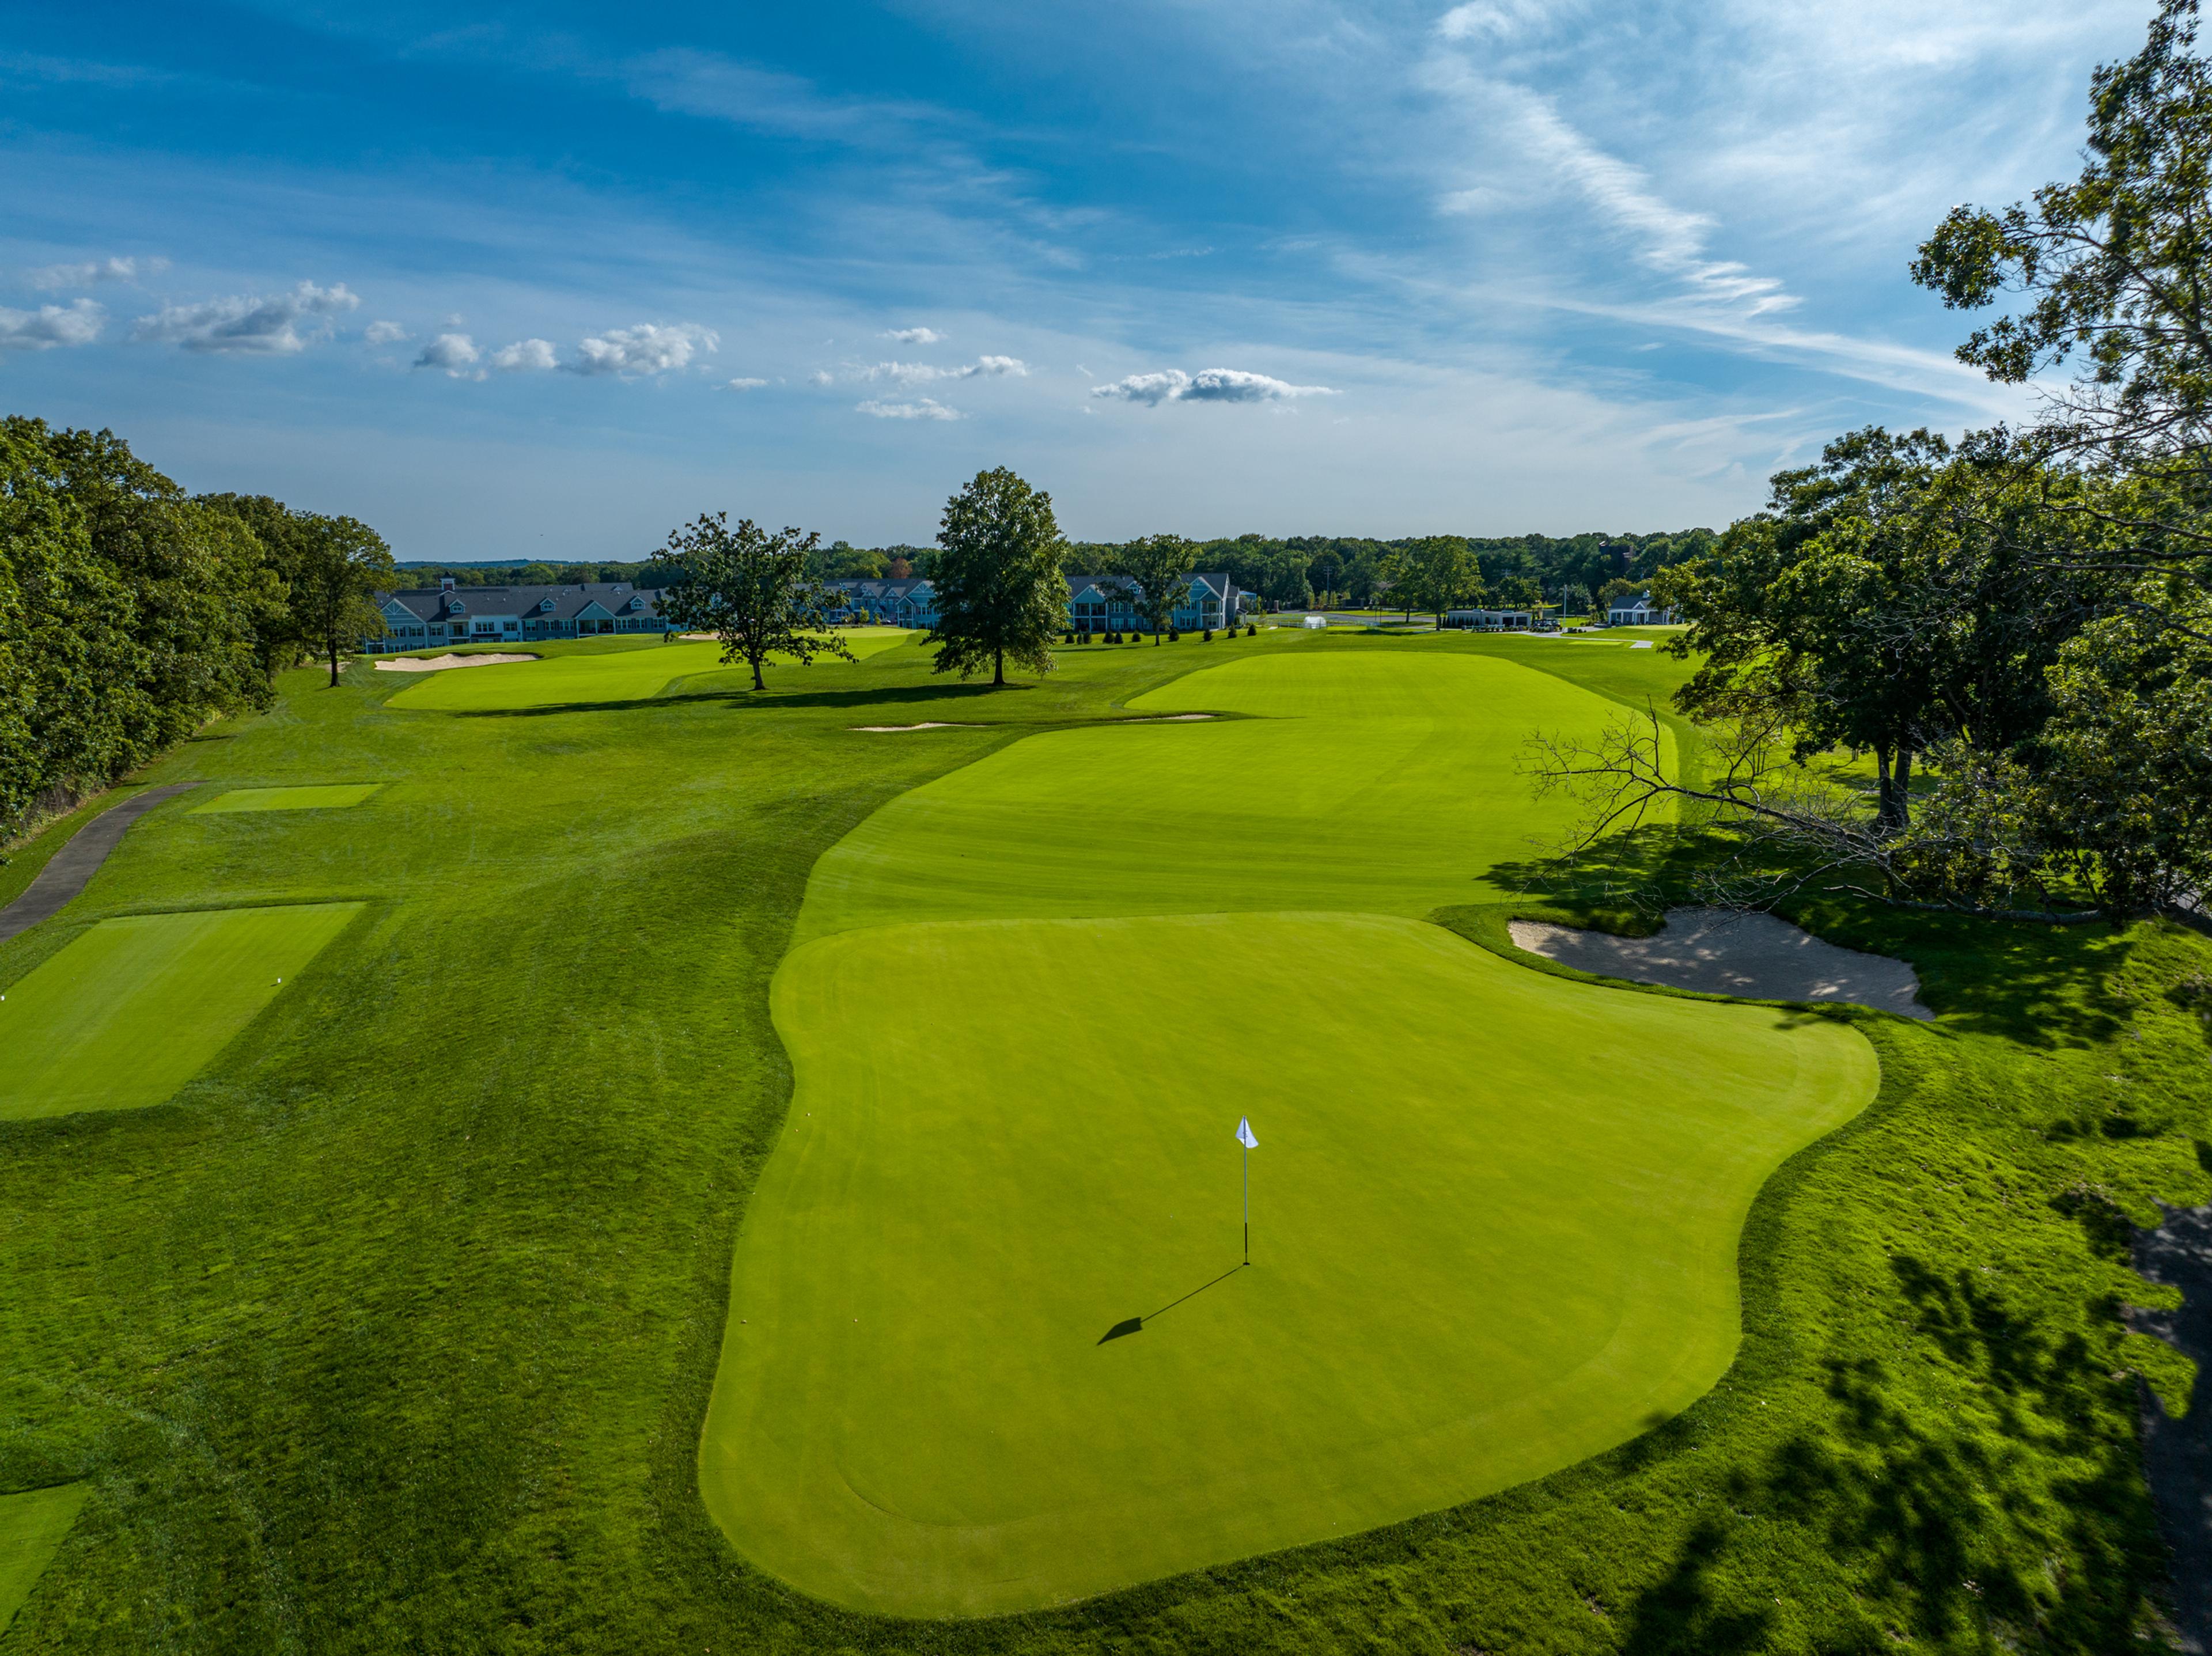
xmin=403 ymin=528 xmax=1714 ymax=612
xmin=2 ymin=417 xmax=394 ymax=845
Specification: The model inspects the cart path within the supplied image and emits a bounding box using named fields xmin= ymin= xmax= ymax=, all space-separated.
xmin=0 ymin=785 xmax=200 ymax=945
xmin=2133 ymin=1202 xmax=2212 ymax=1654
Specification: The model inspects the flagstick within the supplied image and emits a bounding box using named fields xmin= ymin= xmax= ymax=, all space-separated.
xmin=1243 ymin=1139 xmax=1249 ymax=1263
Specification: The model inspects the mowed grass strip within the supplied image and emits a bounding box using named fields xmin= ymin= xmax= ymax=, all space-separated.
xmin=705 ymin=911 xmax=1876 ymax=1615
xmin=392 ymin=628 xmax=918 ymax=712
xmin=796 ymin=650 xmax=1673 ymax=941
xmin=0 ymin=903 xmax=363 ymax=1120
xmin=0 ymin=1483 xmax=87 ymax=1634
xmin=190 ymin=785 xmax=381 ymax=814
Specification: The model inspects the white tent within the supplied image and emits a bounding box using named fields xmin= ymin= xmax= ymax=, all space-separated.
xmin=1300 ymin=614 xmax=1328 ymax=630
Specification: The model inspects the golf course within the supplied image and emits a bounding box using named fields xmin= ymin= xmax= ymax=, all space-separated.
xmin=1 ymin=624 xmax=2204 ymax=1651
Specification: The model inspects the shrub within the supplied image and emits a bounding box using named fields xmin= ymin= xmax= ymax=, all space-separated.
xmin=1202 ymin=627 xmax=1214 ymax=642
xmin=1244 ymin=622 xmax=1256 ymax=636
xmin=1169 ymin=627 xmax=1180 ymax=642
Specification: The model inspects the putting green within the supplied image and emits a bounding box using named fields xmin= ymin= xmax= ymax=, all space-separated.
xmin=191 ymin=784 xmax=381 ymax=813
xmin=797 ymin=651 xmax=1673 ymax=941
xmin=0 ymin=903 xmax=363 ymax=1120
xmin=706 ymin=912 xmax=1876 ymax=1614
xmin=0 ymin=1483 xmax=86 ymax=1634
xmin=393 ymin=629 xmax=916 ymax=712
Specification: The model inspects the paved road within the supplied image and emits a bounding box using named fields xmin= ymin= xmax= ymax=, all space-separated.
xmin=0 ymin=784 xmax=200 ymax=945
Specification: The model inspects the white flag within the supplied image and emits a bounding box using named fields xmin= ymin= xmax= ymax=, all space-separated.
xmin=1236 ymin=1117 xmax=1257 ymax=1149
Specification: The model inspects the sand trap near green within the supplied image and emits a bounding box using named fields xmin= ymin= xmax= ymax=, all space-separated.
xmin=191 ymin=784 xmax=381 ymax=813
xmin=797 ymin=651 xmax=1672 ymax=941
xmin=0 ymin=903 xmax=362 ymax=1120
xmin=0 ymin=1483 xmax=86 ymax=1634
xmin=704 ymin=912 xmax=1876 ymax=1615
xmin=394 ymin=630 xmax=916 ymax=712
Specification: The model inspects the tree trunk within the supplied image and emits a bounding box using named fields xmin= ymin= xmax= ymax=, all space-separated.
xmin=1892 ymin=747 xmax=1913 ymax=829
xmin=1873 ymin=743 xmax=1894 ymax=831
xmin=328 ymin=639 xmax=340 ymax=687
xmin=993 ymin=645 xmax=1005 ymax=687
xmin=750 ymin=651 xmax=765 ymax=691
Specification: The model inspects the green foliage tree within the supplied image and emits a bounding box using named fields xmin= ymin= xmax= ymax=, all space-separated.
xmin=928 ymin=468 xmax=1068 ymax=685
xmin=1387 ymin=536 xmax=1481 ymax=627
xmin=292 ymin=515 xmax=399 ymax=686
xmin=657 ymin=514 xmax=851 ymax=691
xmin=1111 ymin=533 xmax=1197 ymax=644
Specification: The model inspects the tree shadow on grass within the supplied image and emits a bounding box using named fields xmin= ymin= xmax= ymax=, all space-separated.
xmin=1616 ymin=1259 xmax=2171 ymax=1654
xmin=441 ymin=681 xmax=1014 ymax=720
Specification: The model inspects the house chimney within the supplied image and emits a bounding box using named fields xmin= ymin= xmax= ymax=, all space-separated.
xmin=440 ymin=576 xmax=456 ymax=592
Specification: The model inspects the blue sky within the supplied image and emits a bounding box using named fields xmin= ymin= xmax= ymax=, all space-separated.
xmin=0 ymin=1 xmax=2156 ymax=559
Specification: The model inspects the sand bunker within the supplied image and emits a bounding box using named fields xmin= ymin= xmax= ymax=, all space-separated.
xmin=1510 ymin=907 xmax=1932 ymax=1020
xmin=851 ymin=722 xmax=979 ymax=732
xmin=374 ymin=653 xmax=537 ymax=673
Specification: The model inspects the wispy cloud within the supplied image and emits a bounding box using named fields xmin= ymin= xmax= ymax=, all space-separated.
xmin=884 ymin=326 xmax=943 ymax=344
xmin=0 ymin=299 xmax=104 ymax=351
xmin=1090 ymin=367 xmax=1338 ymax=406
xmin=29 ymin=254 xmax=166 ymax=290
xmin=131 ymin=280 xmax=358 ymax=354
xmin=857 ymin=396 xmax=961 ymax=420
xmin=567 ymin=321 xmax=717 ymax=376
xmin=859 ymin=355 xmax=1028 ymax=385
xmin=624 ymin=49 xmax=948 ymax=146
xmin=363 ymin=319 xmax=409 ymax=345
xmin=721 ymin=376 xmax=768 ymax=390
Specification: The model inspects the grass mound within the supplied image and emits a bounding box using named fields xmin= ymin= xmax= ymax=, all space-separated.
xmin=0 ymin=903 xmax=362 ymax=1120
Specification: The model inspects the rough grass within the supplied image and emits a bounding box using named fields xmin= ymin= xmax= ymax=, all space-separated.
xmin=0 ymin=625 xmax=2203 ymax=1652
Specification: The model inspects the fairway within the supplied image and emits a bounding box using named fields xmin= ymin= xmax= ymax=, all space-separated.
xmin=393 ymin=628 xmax=916 ymax=712
xmin=0 ymin=1484 xmax=86 ymax=1633
xmin=797 ymin=650 xmax=1674 ymax=940
xmin=0 ymin=903 xmax=363 ymax=1120
xmin=191 ymin=784 xmax=381 ymax=813
xmin=707 ymin=912 xmax=1876 ymax=1614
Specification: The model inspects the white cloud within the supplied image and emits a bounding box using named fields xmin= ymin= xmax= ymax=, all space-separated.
xmin=884 ymin=326 xmax=944 ymax=344
xmin=491 ymin=338 xmax=558 ymax=372
xmin=29 ymin=255 xmax=166 ymax=290
xmin=415 ymin=332 xmax=482 ymax=376
xmin=722 ymin=376 xmax=768 ymax=390
xmin=859 ymin=355 xmax=1029 ymax=385
xmin=132 ymin=281 xmax=359 ymax=355
xmin=0 ymin=299 xmax=104 ymax=351
xmin=1486 ymin=86 xmax=1797 ymax=314
xmin=1437 ymin=0 xmax=1577 ymax=41
xmin=857 ymin=396 xmax=961 ymax=420
xmin=809 ymin=369 xmax=835 ymax=386
xmin=364 ymin=320 xmax=409 ymax=346
xmin=1089 ymin=367 xmax=1338 ymax=406
xmin=568 ymin=321 xmax=718 ymax=377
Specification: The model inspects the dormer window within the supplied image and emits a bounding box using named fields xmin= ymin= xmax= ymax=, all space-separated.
xmin=448 ymin=600 xmax=467 ymax=615
xmin=539 ymin=598 xmax=554 ymax=612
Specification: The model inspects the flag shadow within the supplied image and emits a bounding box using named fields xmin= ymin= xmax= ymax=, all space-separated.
xmin=1097 ymin=1263 xmax=1248 ymax=1344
